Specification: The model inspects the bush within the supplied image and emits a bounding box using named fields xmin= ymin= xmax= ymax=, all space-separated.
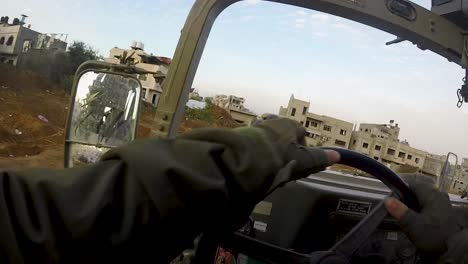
xmin=59 ymin=75 xmax=75 ymax=92
xmin=18 ymin=40 xmax=99 ymax=92
xmin=184 ymin=105 xmax=214 ymax=123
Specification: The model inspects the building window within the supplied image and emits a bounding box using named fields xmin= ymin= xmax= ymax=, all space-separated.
xmin=22 ymin=40 xmax=31 ymax=53
xmin=302 ymin=106 xmax=307 ymax=115
xmin=152 ymin=94 xmax=158 ymax=106
xmin=142 ymin=88 xmax=147 ymax=99
xmin=340 ymin=129 xmax=347 ymax=136
xmin=305 ymin=120 xmax=310 ymax=127
xmin=362 ymin=142 xmax=369 ymax=149
xmin=138 ymin=74 xmax=147 ymax=81
xmin=415 ymin=157 xmax=420 ymax=164
xmin=6 ymin=36 xmax=14 ymax=46
xmin=311 ymin=121 xmax=318 ymax=128
xmin=300 ymin=121 xmax=304 ymax=125
xmin=398 ymin=152 xmax=406 ymax=159
xmin=407 ymin=154 xmax=413 ymax=160
xmin=155 ymin=77 xmax=165 ymax=84
xmin=335 ymin=140 xmax=346 ymax=147
xmin=0 ymin=37 xmax=4 ymax=45
xmin=387 ymin=148 xmax=396 ymax=156
xmin=323 ymin=125 xmax=332 ymax=132
xmin=353 ymin=140 xmax=357 ymax=145
xmin=374 ymin=157 xmax=379 ymax=160
xmin=291 ymin=108 xmax=296 ymax=116
xmin=365 ymin=129 xmax=369 ymax=132
xmin=7 ymin=60 xmax=13 ymax=65
xmin=0 ymin=57 xmax=5 ymax=63
xmin=375 ymin=145 xmax=382 ymax=151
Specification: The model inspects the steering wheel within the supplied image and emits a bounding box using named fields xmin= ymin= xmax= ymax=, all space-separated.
xmin=205 ymin=147 xmax=422 ymax=264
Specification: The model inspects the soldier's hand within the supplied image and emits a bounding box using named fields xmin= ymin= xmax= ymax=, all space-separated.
xmin=180 ymin=117 xmax=340 ymax=234
xmin=247 ymin=117 xmax=340 ymax=194
xmin=384 ymin=177 xmax=464 ymax=256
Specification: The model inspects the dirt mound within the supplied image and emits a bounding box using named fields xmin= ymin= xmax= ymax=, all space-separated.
xmin=136 ymin=103 xmax=156 ymax=138
xmin=0 ymin=64 xmax=240 ymax=168
xmin=0 ymin=64 xmax=54 ymax=92
xmin=0 ymin=65 xmax=68 ymax=160
xmin=178 ymin=104 xmax=240 ymax=134
xmin=137 ymin=103 xmax=241 ymax=137
xmin=1 ymin=112 xmax=58 ymax=139
xmin=209 ymin=104 xmax=241 ymax=128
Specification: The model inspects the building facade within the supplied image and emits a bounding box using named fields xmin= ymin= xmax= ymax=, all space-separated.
xmin=212 ymin=95 xmax=257 ymax=126
xmin=422 ymin=154 xmax=445 ymax=178
xmin=449 ymin=158 xmax=468 ymax=194
xmin=0 ymin=16 xmax=67 ymax=66
xmin=349 ymin=123 xmax=428 ymax=170
xmin=105 ymin=43 xmax=171 ymax=107
xmin=279 ymin=95 xmax=451 ymax=179
xmin=279 ymin=94 xmax=353 ymax=148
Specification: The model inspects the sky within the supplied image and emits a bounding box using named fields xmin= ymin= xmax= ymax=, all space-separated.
xmin=4 ymin=0 xmax=468 ymax=158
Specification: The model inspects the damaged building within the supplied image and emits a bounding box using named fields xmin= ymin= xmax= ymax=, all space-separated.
xmin=212 ymin=95 xmax=257 ymax=126
xmin=105 ymin=41 xmax=171 ymax=107
xmin=280 ymin=94 xmax=447 ymax=179
xmin=279 ymin=94 xmax=353 ymax=148
xmin=0 ymin=15 xmax=67 ymax=66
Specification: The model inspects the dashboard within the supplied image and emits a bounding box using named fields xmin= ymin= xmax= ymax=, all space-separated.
xmin=214 ymin=171 xmax=425 ymax=264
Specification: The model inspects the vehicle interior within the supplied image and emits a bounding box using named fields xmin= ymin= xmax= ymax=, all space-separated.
xmin=157 ymin=0 xmax=468 ymax=263
xmin=63 ymin=0 xmax=468 ymax=263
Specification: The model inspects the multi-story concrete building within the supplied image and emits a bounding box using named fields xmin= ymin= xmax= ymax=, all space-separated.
xmin=349 ymin=123 xmax=428 ymax=170
xmin=105 ymin=42 xmax=171 ymax=107
xmin=279 ymin=95 xmax=353 ymax=148
xmin=0 ymin=15 xmax=67 ymax=66
xmin=422 ymin=154 xmax=445 ymax=178
xmin=212 ymin=95 xmax=257 ymax=126
xmin=449 ymin=158 xmax=468 ymax=194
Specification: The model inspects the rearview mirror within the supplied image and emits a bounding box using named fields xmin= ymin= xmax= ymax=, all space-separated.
xmin=439 ymin=152 xmax=458 ymax=192
xmin=65 ymin=66 xmax=142 ymax=168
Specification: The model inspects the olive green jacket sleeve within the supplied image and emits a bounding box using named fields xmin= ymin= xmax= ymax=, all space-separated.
xmin=437 ymin=230 xmax=468 ymax=264
xmin=0 ymin=127 xmax=328 ymax=264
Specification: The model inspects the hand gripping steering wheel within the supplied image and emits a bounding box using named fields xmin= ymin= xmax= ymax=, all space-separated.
xmin=217 ymin=147 xmax=421 ymax=264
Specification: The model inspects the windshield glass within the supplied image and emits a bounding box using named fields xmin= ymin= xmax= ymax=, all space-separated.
xmin=185 ymin=0 xmax=468 ymax=194
xmin=1 ymin=0 xmax=466 ymax=192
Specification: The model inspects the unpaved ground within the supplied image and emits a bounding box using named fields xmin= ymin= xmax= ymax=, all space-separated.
xmin=0 ymin=65 xmax=240 ymax=170
xmin=0 ymin=65 xmax=69 ymax=169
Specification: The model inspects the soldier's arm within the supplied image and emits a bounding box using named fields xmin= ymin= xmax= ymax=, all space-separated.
xmin=437 ymin=230 xmax=468 ymax=264
xmin=0 ymin=121 xmax=333 ymax=263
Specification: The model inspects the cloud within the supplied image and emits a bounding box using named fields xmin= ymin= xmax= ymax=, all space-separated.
xmin=296 ymin=10 xmax=307 ymax=16
xmin=241 ymin=15 xmax=255 ymax=22
xmin=312 ymin=31 xmax=327 ymax=38
xmin=295 ymin=23 xmax=305 ymax=29
xmin=310 ymin=13 xmax=330 ymax=23
xmin=243 ymin=0 xmax=261 ymax=5
xmin=295 ymin=18 xmax=306 ymax=23
xmin=293 ymin=15 xmax=308 ymax=29
xmin=331 ymin=22 xmax=365 ymax=36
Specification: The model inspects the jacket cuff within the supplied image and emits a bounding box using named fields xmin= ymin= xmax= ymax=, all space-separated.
xmin=437 ymin=229 xmax=468 ymax=264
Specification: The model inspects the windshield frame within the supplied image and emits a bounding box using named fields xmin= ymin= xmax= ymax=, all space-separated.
xmin=152 ymin=0 xmax=467 ymax=139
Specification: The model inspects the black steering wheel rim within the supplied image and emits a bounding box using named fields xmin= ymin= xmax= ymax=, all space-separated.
xmin=322 ymin=147 xmax=421 ymax=212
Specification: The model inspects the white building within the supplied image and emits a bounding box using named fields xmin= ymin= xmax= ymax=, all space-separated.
xmin=0 ymin=15 xmax=67 ymax=66
xmin=105 ymin=42 xmax=171 ymax=107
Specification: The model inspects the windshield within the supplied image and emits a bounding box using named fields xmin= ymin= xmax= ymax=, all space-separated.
xmin=0 ymin=1 xmax=466 ymax=189
xmin=186 ymin=1 xmax=468 ymax=194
